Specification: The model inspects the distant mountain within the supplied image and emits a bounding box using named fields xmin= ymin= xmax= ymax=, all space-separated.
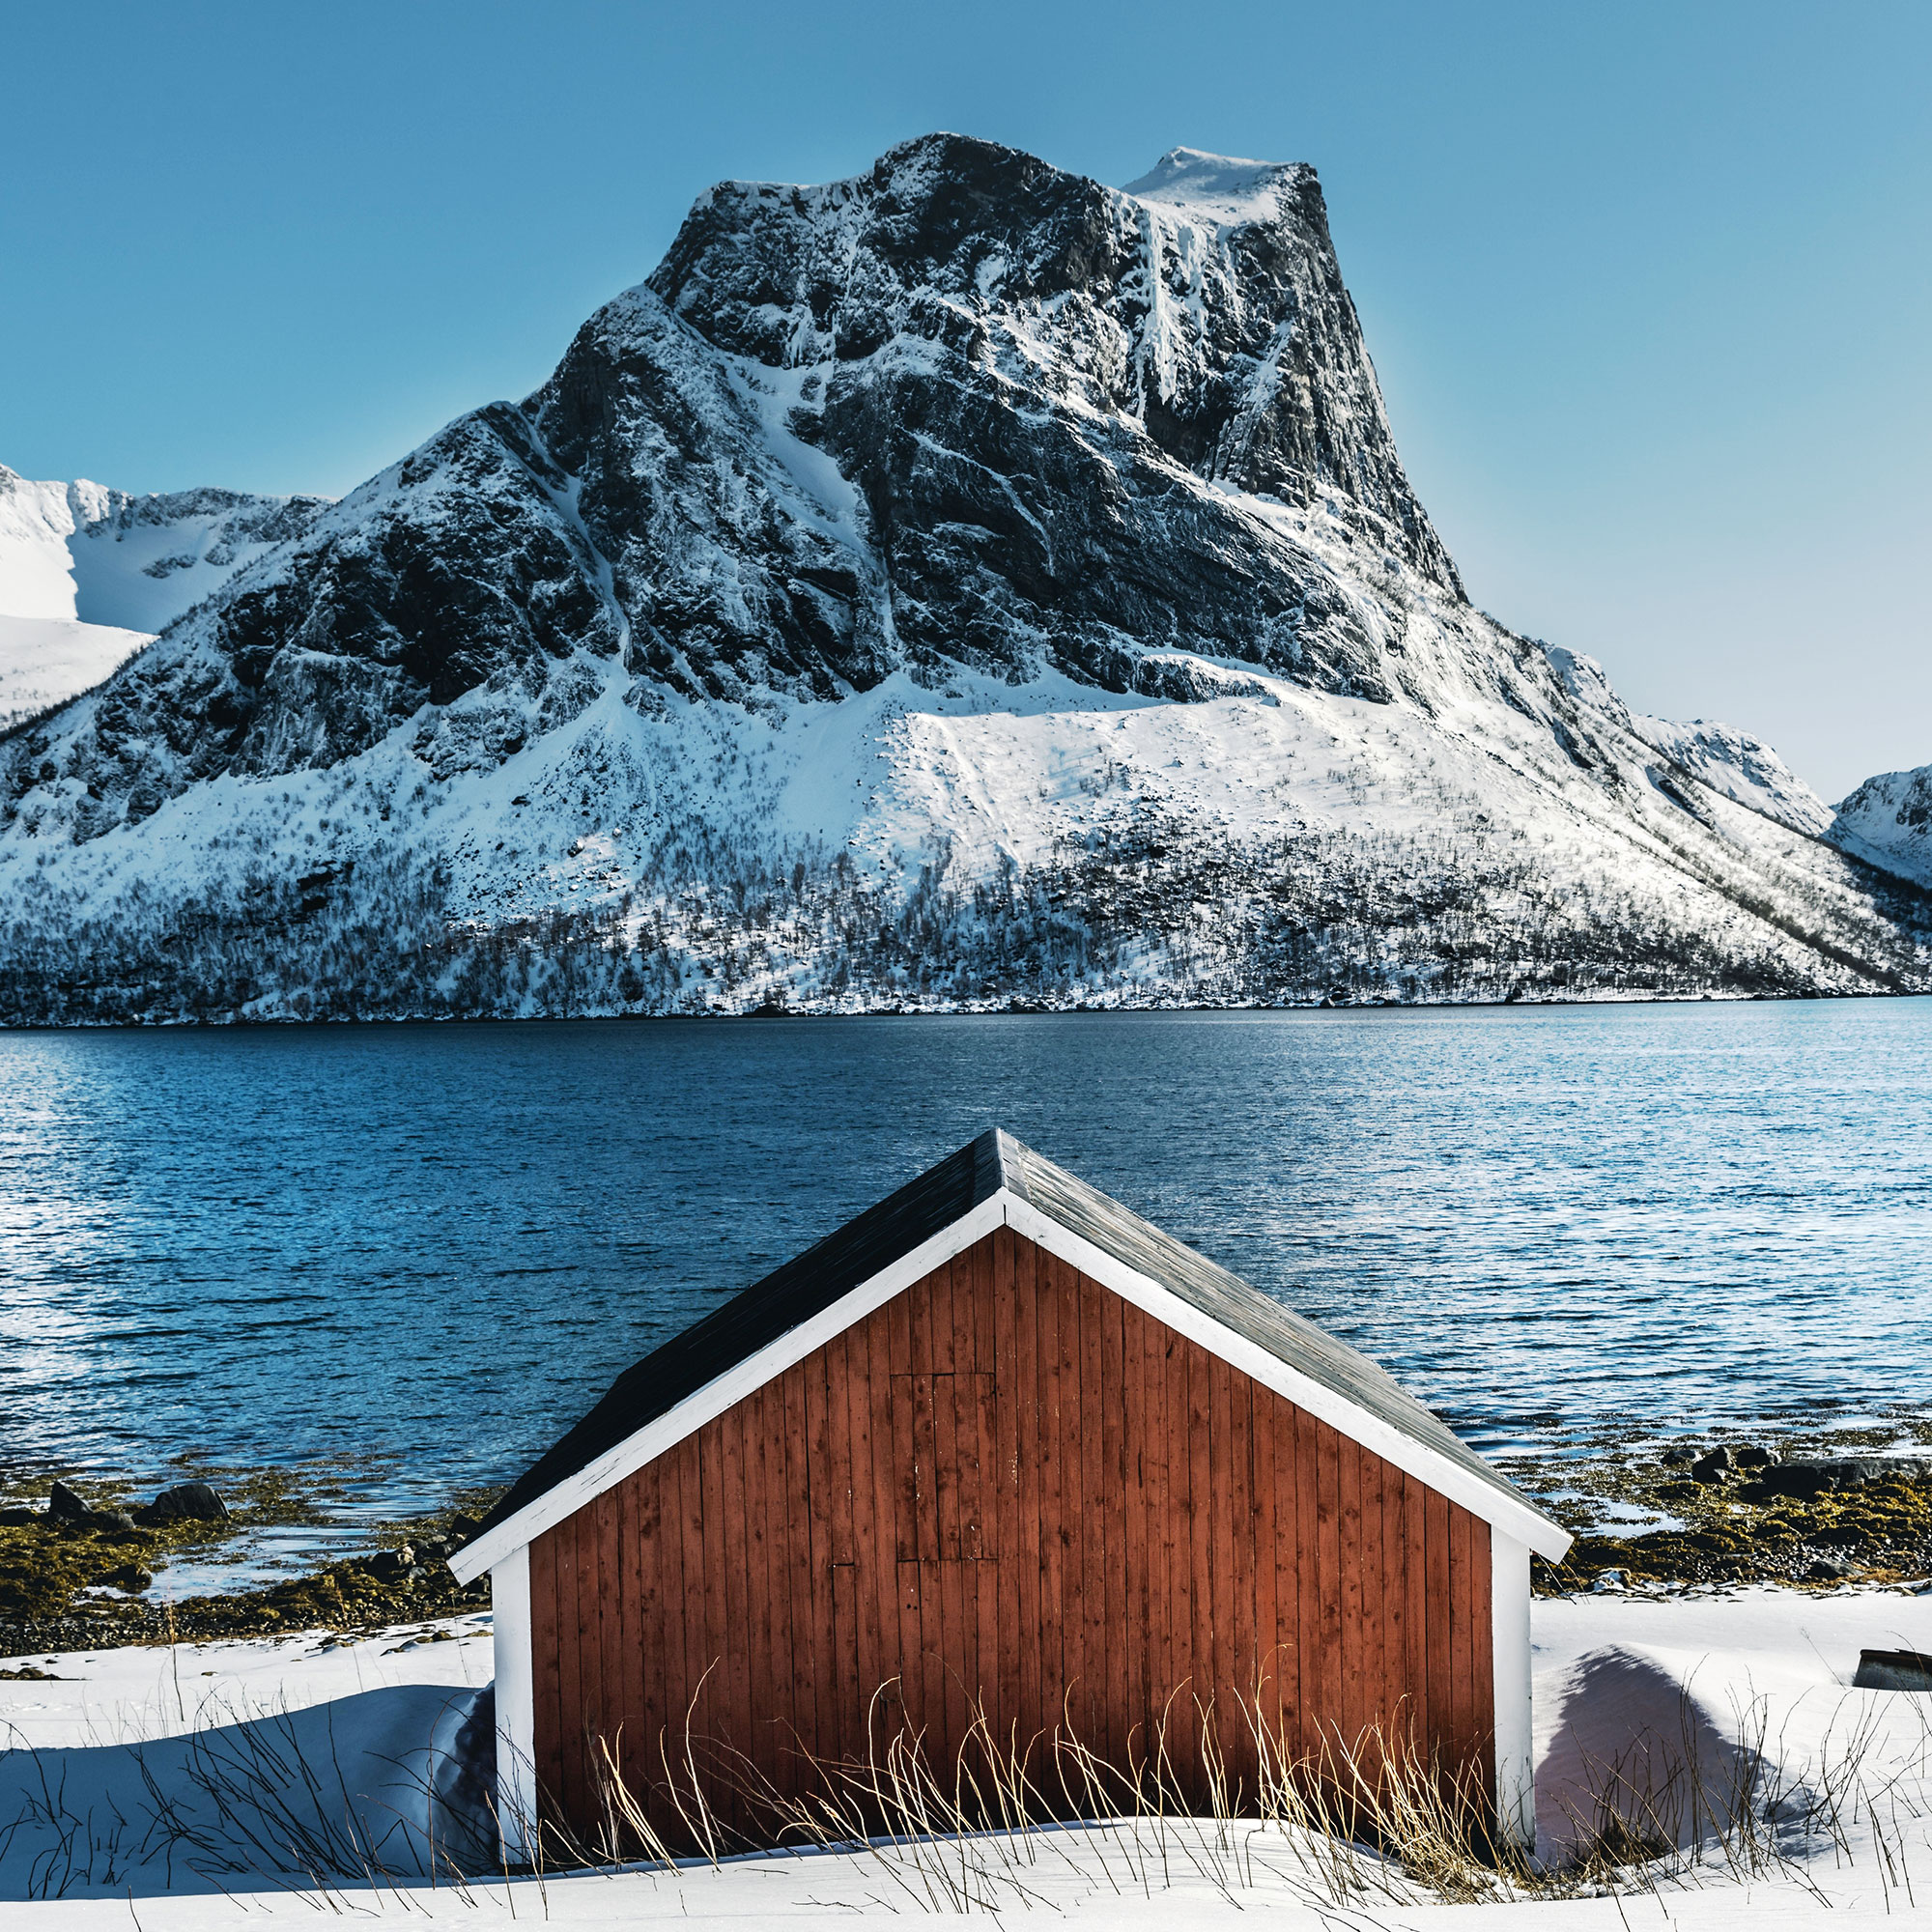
xmin=1 ymin=136 xmax=1926 ymax=1021
xmin=1832 ymin=766 xmax=1932 ymax=890
xmin=0 ymin=466 xmax=331 ymax=729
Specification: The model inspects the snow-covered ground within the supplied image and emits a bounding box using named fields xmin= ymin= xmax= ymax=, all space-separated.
xmin=6 ymin=1586 xmax=1929 ymax=1923
xmin=0 ymin=614 xmax=151 ymax=730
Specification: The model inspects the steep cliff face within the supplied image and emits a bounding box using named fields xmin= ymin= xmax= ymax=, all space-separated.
xmin=0 ymin=135 xmax=1926 ymax=1020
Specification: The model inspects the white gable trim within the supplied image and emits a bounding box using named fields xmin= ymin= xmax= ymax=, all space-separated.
xmin=1490 ymin=1529 xmax=1535 ymax=1851
xmin=452 ymin=1187 xmax=1569 ymax=1582
xmin=450 ymin=1190 xmax=1008 ymax=1581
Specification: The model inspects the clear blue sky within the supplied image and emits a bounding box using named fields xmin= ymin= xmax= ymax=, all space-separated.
xmin=4 ymin=1 xmax=1926 ymax=800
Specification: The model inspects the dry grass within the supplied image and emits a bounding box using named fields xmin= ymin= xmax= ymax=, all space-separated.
xmin=5 ymin=1664 xmax=1927 ymax=1911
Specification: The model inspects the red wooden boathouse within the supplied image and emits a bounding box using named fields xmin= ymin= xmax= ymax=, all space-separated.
xmin=450 ymin=1131 xmax=1569 ymax=1856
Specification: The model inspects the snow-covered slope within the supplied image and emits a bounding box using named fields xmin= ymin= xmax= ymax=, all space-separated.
xmin=0 ymin=464 xmax=329 ymax=631
xmin=0 ymin=613 xmax=153 ymax=731
xmin=1831 ymin=764 xmax=1932 ymax=888
xmin=0 ymin=465 xmax=330 ymax=726
xmin=0 ymin=135 xmax=1925 ymax=1021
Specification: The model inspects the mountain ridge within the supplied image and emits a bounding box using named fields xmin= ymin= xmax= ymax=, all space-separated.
xmin=1 ymin=134 xmax=1927 ymax=1021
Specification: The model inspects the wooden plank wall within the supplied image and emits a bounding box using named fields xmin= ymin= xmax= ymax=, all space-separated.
xmin=526 ymin=1226 xmax=1493 ymax=1851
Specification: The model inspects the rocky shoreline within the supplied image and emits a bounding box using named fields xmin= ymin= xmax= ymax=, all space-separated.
xmin=0 ymin=1465 xmax=501 ymax=1660
xmin=6 ymin=1429 xmax=1928 ymax=1660
xmin=1503 ymin=1421 xmax=1932 ymax=1595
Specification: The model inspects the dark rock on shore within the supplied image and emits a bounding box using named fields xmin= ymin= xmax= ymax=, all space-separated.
xmin=137 ymin=1481 xmax=230 ymax=1525
xmin=47 ymin=1480 xmax=89 ymax=1521
xmin=1744 ymin=1457 xmax=1906 ymax=1501
xmin=1515 ymin=1431 xmax=1932 ymax=1594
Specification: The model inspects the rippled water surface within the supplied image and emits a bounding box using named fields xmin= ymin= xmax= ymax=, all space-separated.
xmin=3 ymin=1004 xmax=1929 ymax=1513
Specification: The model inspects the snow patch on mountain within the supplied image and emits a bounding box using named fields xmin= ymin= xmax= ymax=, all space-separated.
xmin=0 ymin=614 xmax=152 ymax=731
xmin=1122 ymin=147 xmax=1308 ymax=227
xmin=0 ymin=464 xmax=330 ymax=632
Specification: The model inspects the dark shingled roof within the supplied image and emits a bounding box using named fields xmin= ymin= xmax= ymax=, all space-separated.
xmin=464 ymin=1129 xmax=1548 ymax=1550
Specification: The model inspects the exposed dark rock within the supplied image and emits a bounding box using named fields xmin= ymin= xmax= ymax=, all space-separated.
xmin=365 ymin=1547 xmax=417 ymax=1585
xmin=47 ymin=1481 xmax=89 ymax=1522
xmin=138 ymin=1481 xmax=231 ymax=1525
xmin=1690 ymin=1447 xmax=1734 ymax=1484
xmin=1744 ymin=1457 xmax=1901 ymax=1501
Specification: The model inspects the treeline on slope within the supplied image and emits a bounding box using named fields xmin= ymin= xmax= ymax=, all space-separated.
xmin=3 ymin=815 xmax=1928 ymax=1024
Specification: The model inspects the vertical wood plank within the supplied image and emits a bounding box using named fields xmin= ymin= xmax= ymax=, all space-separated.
xmin=1448 ymin=1503 xmax=1474 ymax=1779
xmin=1144 ymin=1310 xmax=1175 ymax=1784
xmin=1227 ymin=1370 xmax=1256 ymax=1802
xmin=1425 ymin=1489 xmax=1452 ymax=1773
xmin=1275 ymin=1400 xmax=1303 ymax=1768
xmin=1010 ymin=1231 xmax=1043 ymax=1748
xmin=593 ymin=1485 xmax=623 ymax=1827
xmin=716 ymin=1409 xmax=751 ymax=1771
xmin=991 ymin=1227 xmax=1022 ymax=1746
xmin=1293 ymin=1405 xmax=1321 ymax=1765
xmin=1205 ymin=1350 xmax=1233 ymax=1763
xmin=529 ymin=1528 xmax=563 ymax=1826
xmin=1403 ymin=1472 xmax=1428 ymax=1760
xmin=1035 ymin=1241 xmax=1066 ymax=1751
xmin=824 ymin=1340 xmax=862 ymax=1765
xmin=1251 ymin=1386 xmax=1279 ymax=1763
xmin=1165 ymin=1319 xmax=1196 ymax=1789
xmin=1317 ymin=1413 xmax=1343 ymax=1755
xmin=629 ymin=1465 xmax=662 ymax=1799
xmin=804 ymin=1348 xmax=841 ymax=1765
xmin=1338 ymin=1435 xmax=1363 ymax=1755
xmin=840 ymin=1327 xmax=884 ymax=1743
xmin=778 ymin=1364 xmax=816 ymax=1771
xmin=1185 ymin=1338 xmax=1214 ymax=1800
xmin=745 ymin=1385 xmax=779 ymax=1793
xmin=1077 ymin=1267 xmax=1108 ymax=1755
xmin=859 ymin=1309 xmax=903 ymax=1758
xmin=969 ymin=1238 xmax=999 ymax=1735
xmin=553 ymin=1515 xmax=582 ymax=1828
xmin=1358 ymin=1451 xmax=1385 ymax=1784
xmin=1471 ymin=1515 xmax=1494 ymax=1802
xmin=1105 ymin=1291 xmax=1128 ymax=1770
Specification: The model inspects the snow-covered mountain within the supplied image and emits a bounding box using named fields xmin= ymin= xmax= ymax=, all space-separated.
xmin=1832 ymin=766 xmax=1932 ymax=889
xmin=0 ymin=466 xmax=330 ymax=729
xmin=2 ymin=135 xmax=1927 ymax=1021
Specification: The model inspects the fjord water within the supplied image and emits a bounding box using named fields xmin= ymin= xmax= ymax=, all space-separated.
xmin=3 ymin=1004 xmax=1928 ymax=1518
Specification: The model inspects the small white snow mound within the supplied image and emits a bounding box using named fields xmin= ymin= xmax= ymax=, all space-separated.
xmin=0 ymin=611 xmax=151 ymax=729
xmin=1832 ymin=762 xmax=1932 ymax=887
xmin=0 ymin=1619 xmax=497 ymax=1898
xmin=1121 ymin=147 xmax=1305 ymax=226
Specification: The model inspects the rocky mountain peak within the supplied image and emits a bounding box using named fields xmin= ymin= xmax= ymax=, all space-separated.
xmin=634 ymin=133 xmax=1456 ymax=595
